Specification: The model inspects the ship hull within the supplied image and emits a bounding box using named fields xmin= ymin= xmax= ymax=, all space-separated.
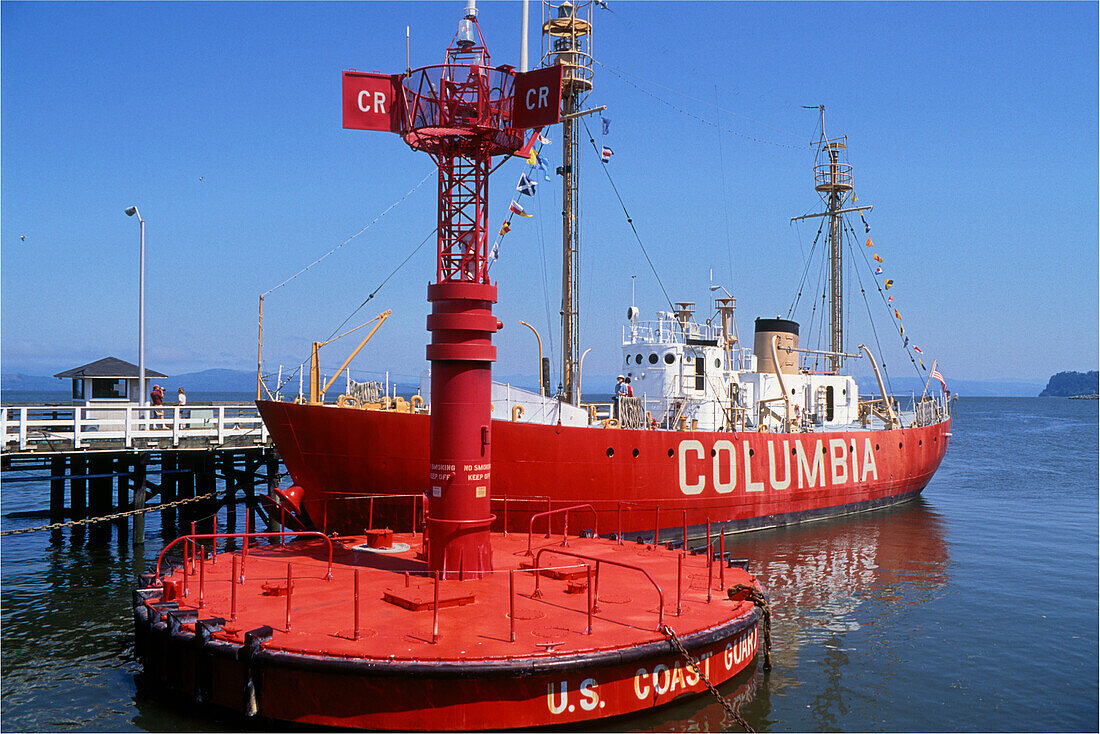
xmin=257 ymin=400 xmax=950 ymax=537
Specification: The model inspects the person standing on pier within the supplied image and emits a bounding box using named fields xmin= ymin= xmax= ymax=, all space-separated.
xmin=150 ymin=384 xmax=165 ymax=427
xmin=177 ymin=387 xmax=188 ymax=427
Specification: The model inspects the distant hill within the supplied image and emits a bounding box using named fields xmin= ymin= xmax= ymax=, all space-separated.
xmin=0 ymin=369 xmax=1051 ymax=398
xmin=168 ymin=368 xmax=257 ymax=392
xmin=0 ymin=373 xmax=65 ymax=391
xmin=1039 ymin=371 xmax=1100 ymax=397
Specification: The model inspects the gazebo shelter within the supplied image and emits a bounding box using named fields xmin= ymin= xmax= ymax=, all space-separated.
xmin=54 ymin=357 xmax=166 ymax=405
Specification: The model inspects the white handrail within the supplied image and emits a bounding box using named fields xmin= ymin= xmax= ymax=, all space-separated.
xmin=0 ymin=403 xmax=270 ymax=453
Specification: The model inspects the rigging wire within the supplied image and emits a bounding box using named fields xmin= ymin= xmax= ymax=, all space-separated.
xmin=787 ymin=217 xmax=826 ymax=318
xmin=595 ymin=61 xmax=808 ymax=148
xmin=811 ymin=249 xmax=829 ymax=372
xmin=581 ymin=118 xmax=675 ymax=311
xmin=261 ymin=170 xmax=434 ymax=298
xmin=845 ymin=217 xmax=925 ymax=382
xmin=534 ymin=165 xmax=558 ymax=376
xmin=324 ymin=228 xmax=436 ymax=341
xmin=715 ymin=85 xmax=735 ymax=285
xmin=843 ymin=220 xmax=892 ymax=393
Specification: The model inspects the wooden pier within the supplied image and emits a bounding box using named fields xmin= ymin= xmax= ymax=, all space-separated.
xmin=1 ymin=403 xmax=277 ymax=545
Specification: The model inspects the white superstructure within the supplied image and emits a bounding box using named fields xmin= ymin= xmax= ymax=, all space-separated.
xmin=620 ymin=300 xmax=866 ymax=432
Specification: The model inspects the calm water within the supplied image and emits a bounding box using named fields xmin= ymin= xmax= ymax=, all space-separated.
xmin=1 ymin=397 xmax=1096 ymax=731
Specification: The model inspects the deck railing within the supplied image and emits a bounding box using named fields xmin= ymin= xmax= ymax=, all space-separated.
xmin=0 ymin=404 xmax=267 ymax=452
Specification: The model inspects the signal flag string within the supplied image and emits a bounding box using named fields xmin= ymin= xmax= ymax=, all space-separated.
xmin=846 ymin=217 xmax=926 ymax=381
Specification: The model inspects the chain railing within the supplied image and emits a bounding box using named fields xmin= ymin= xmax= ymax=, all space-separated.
xmin=0 ymin=492 xmax=218 ymax=536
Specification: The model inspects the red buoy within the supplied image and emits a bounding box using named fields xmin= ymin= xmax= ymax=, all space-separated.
xmin=134 ymin=5 xmax=768 ymax=728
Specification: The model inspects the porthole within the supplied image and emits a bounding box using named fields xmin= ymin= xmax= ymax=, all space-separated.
xmin=898 ymin=442 xmax=903 ymax=449
xmin=715 ymin=358 xmax=721 ymax=368
xmin=607 ymin=448 xmax=615 ymax=458
xmin=748 ymin=448 xmax=755 ymax=458
xmin=710 ymin=448 xmax=717 ymax=457
xmin=664 ymin=353 xmax=675 ymax=365
xmin=667 ymin=448 xmax=674 ymax=458
xmin=821 ymin=445 xmax=828 ymax=455
xmin=648 ymin=353 xmax=658 ymax=364
xmin=632 ymin=448 xmax=640 ymax=458
xmin=791 ymin=388 xmax=796 ymax=395
xmin=635 ymin=354 xmax=643 ymax=364
xmin=875 ymin=444 xmax=880 ymax=451
xmin=842 ymin=389 xmax=847 ymax=395
xmin=790 ymin=447 xmax=797 ymax=456
xmin=849 ymin=444 xmax=854 ymax=452
xmin=919 ymin=440 xmax=922 ymax=446
xmin=625 ymin=355 xmax=631 ymax=365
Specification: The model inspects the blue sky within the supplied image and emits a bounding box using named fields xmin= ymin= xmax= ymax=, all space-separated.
xmin=2 ymin=1 xmax=1097 ymax=391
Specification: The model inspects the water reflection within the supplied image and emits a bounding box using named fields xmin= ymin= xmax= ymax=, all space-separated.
xmin=626 ymin=498 xmax=950 ymax=732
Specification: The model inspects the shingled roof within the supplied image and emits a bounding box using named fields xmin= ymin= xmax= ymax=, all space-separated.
xmin=54 ymin=357 xmax=166 ymax=380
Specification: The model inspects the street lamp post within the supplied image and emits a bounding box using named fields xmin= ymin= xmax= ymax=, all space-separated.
xmin=577 ymin=347 xmax=592 ymax=404
xmin=125 ymin=206 xmax=146 ymax=406
xmin=517 ymin=320 xmax=545 ymax=396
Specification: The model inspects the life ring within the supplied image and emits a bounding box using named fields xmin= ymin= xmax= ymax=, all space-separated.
xmin=759 ymin=425 xmax=770 ymax=433
xmin=411 ymin=395 xmax=425 ymax=408
xmin=512 ymin=404 xmax=525 ymax=422
xmin=603 ymin=418 xmax=619 ymax=428
xmin=337 ymin=394 xmax=360 ymax=408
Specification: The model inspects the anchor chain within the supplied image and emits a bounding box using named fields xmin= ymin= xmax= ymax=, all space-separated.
xmin=727 ymin=583 xmax=773 ymax=671
xmin=0 ymin=492 xmax=218 ymax=536
xmin=660 ymin=624 xmax=755 ymax=733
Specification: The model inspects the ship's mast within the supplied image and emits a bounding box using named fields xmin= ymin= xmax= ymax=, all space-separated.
xmin=543 ymin=0 xmax=593 ymax=404
xmin=815 ymin=110 xmax=852 ymax=372
xmin=790 ymin=107 xmax=872 ymax=373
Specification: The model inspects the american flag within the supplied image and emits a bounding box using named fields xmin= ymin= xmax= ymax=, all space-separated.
xmin=930 ymin=368 xmax=946 ymax=390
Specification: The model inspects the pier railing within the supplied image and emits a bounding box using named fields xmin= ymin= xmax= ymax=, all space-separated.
xmin=0 ymin=404 xmax=268 ymax=453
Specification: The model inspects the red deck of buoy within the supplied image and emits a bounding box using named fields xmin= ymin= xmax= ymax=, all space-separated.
xmin=134 ymin=527 xmax=764 ymax=730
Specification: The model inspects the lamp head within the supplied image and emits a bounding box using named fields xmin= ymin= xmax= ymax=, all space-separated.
xmin=125 ymin=206 xmax=138 ymax=217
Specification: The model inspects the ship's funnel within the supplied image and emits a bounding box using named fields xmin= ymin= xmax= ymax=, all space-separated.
xmin=754 ymin=317 xmax=799 ymax=374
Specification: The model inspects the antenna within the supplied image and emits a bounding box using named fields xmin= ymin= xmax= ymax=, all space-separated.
xmin=520 ymin=0 xmax=529 ymax=71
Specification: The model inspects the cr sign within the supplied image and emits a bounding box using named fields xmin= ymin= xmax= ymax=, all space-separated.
xmin=342 ymin=71 xmax=404 ymax=132
xmin=512 ymin=65 xmax=563 ymax=129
